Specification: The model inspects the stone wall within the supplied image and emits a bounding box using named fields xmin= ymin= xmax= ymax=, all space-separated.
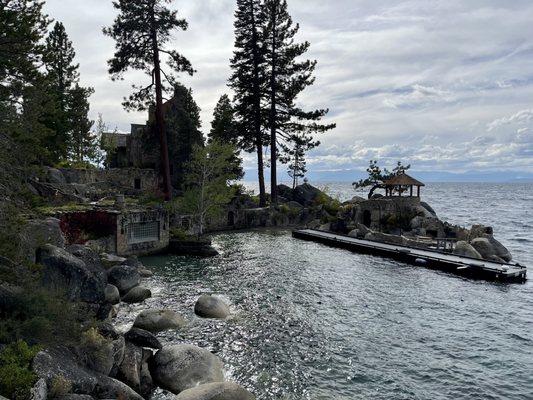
xmin=59 ymin=168 xmax=159 ymax=193
xmin=116 ymin=209 xmax=169 ymax=256
xmin=352 ymin=197 xmax=422 ymax=232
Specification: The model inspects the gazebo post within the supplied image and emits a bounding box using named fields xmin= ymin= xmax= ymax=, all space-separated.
xmin=410 ymin=186 xmax=413 ymax=197
xmin=417 ymin=186 xmax=420 ymax=197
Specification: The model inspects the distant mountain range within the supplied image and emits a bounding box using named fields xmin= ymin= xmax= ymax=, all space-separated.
xmin=244 ymin=168 xmax=533 ymax=183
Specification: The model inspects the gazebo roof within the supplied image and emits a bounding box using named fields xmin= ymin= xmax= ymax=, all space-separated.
xmin=383 ymin=172 xmax=425 ymax=187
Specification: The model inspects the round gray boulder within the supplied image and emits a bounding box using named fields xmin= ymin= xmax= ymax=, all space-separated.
xmin=149 ymin=345 xmax=224 ymax=394
xmin=194 ymin=295 xmax=230 ymax=319
xmin=175 ymin=382 xmax=255 ymax=400
xmin=104 ymin=284 xmax=120 ymax=305
xmin=107 ymin=265 xmax=140 ymax=294
xmin=121 ymin=286 xmax=151 ymax=304
xmin=470 ymin=238 xmax=495 ymax=260
xmin=453 ymin=241 xmax=482 ymax=259
xmin=133 ymin=309 xmax=186 ymax=333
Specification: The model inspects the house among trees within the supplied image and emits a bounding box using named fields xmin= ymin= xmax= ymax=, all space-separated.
xmin=102 ymin=85 xmax=204 ymax=191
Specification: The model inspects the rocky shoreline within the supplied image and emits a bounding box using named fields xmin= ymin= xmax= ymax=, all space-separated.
xmin=13 ymin=238 xmax=254 ymax=400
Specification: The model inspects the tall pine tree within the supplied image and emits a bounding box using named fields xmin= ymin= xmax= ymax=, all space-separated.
xmin=68 ymin=84 xmax=96 ymax=165
xmin=104 ymin=0 xmax=194 ymax=201
xmin=43 ymin=22 xmax=80 ymax=162
xmin=209 ymin=94 xmax=244 ymax=179
xmin=263 ymin=0 xmax=335 ymax=203
xmin=229 ymin=0 xmax=268 ymax=206
xmin=0 ymin=0 xmax=51 ymax=164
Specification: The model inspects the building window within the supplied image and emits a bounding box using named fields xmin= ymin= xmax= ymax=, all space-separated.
xmin=134 ymin=178 xmax=141 ymax=190
xmin=127 ymin=221 xmax=159 ymax=244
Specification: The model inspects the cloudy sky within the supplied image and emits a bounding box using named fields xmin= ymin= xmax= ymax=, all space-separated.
xmin=44 ymin=0 xmax=533 ymax=182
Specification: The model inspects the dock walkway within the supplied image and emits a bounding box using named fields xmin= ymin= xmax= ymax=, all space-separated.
xmin=292 ymin=229 xmax=527 ymax=283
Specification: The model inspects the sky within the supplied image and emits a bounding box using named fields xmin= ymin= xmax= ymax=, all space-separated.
xmin=43 ymin=0 xmax=533 ymax=182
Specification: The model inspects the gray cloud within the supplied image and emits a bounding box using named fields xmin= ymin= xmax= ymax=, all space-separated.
xmin=43 ymin=0 xmax=533 ymax=179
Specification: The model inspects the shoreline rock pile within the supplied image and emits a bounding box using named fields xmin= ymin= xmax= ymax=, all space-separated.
xmin=22 ymin=227 xmax=254 ymax=399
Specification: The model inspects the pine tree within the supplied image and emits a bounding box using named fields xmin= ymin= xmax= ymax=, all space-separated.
xmin=229 ymin=0 xmax=268 ymax=206
xmin=208 ymin=94 xmax=244 ymax=179
xmin=0 ymin=0 xmax=50 ymax=164
xmin=285 ymin=132 xmax=316 ymax=189
xmin=104 ymin=0 xmax=194 ymax=201
xmin=42 ymin=22 xmax=81 ymax=162
xmin=262 ymin=0 xmax=335 ymax=203
xmin=68 ymin=84 xmax=96 ymax=165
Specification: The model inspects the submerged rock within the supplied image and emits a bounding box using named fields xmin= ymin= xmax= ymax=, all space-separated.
xmin=453 ymin=241 xmax=482 ymax=259
xmin=149 ymin=345 xmax=224 ymax=394
xmin=194 ymin=295 xmax=230 ymax=319
xmin=107 ymin=265 xmax=140 ymax=294
xmin=175 ymin=382 xmax=255 ymax=400
xmin=133 ymin=309 xmax=186 ymax=333
xmin=121 ymin=286 xmax=151 ymax=304
xmin=124 ymin=328 xmax=162 ymax=350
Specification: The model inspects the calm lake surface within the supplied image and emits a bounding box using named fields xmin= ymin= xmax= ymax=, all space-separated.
xmin=130 ymin=183 xmax=533 ymax=400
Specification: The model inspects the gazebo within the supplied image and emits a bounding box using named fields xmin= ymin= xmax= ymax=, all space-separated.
xmin=382 ymin=172 xmax=425 ymax=197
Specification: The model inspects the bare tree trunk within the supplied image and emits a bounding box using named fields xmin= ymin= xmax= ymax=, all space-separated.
xmin=249 ymin=0 xmax=266 ymax=207
xmin=269 ymin=3 xmax=278 ymax=205
xmin=151 ymin=9 xmax=172 ymax=201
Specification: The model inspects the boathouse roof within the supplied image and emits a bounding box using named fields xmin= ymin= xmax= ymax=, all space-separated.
xmin=383 ymin=172 xmax=425 ymax=187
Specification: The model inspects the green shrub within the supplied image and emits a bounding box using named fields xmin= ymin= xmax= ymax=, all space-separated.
xmin=0 ymin=286 xmax=83 ymax=345
xmin=0 ymin=340 xmax=40 ymax=400
xmin=48 ymin=375 xmax=72 ymax=399
xmin=170 ymin=227 xmax=195 ymax=241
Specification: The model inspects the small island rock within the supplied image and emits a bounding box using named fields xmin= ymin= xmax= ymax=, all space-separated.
xmin=133 ymin=309 xmax=186 ymax=333
xmin=175 ymin=382 xmax=255 ymax=400
xmin=194 ymin=295 xmax=230 ymax=319
xmin=149 ymin=345 xmax=224 ymax=394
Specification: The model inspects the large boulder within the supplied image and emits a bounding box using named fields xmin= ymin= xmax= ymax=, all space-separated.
xmin=149 ymin=345 xmax=224 ymax=394
xmin=125 ymin=328 xmax=162 ymax=350
xmin=194 ymin=295 xmax=230 ymax=319
xmin=116 ymin=342 xmax=143 ymax=395
xmin=292 ymin=183 xmax=331 ymax=207
xmin=32 ymin=347 xmax=143 ymax=400
xmin=133 ymin=309 xmax=186 ymax=333
xmin=107 ymin=265 xmax=140 ymax=294
xmin=471 ymin=236 xmax=512 ymax=262
xmin=453 ymin=241 xmax=482 ymax=259
xmin=175 ymin=382 xmax=255 ymax=400
xmin=37 ymin=244 xmax=105 ymax=303
xmin=121 ymin=286 xmax=151 ymax=304
xmin=20 ymin=218 xmax=66 ymax=263
xmin=101 ymin=253 xmax=127 ymax=268
xmin=104 ymin=284 xmax=120 ymax=305
xmin=45 ymin=167 xmax=67 ymax=185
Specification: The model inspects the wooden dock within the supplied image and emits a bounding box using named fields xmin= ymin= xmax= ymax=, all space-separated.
xmin=292 ymin=229 xmax=527 ymax=283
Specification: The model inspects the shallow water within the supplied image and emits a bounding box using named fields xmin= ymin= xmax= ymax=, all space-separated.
xmin=130 ymin=183 xmax=533 ymax=400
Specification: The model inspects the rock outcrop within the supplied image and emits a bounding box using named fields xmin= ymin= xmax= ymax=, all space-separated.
xmin=32 ymin=347 xmax=143 ymax=400
xmin=37 ymin=244 xmax=105 ymax=303
xmin=149 ymin=345 xmax=224 ymax=394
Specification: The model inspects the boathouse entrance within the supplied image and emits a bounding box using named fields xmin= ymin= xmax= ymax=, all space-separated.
xmin=363 ymin=210 xmax=372 ymax=227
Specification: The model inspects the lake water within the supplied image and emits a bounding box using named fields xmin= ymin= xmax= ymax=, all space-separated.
xmin=127 ymin=183 xmax=533 ymax=400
